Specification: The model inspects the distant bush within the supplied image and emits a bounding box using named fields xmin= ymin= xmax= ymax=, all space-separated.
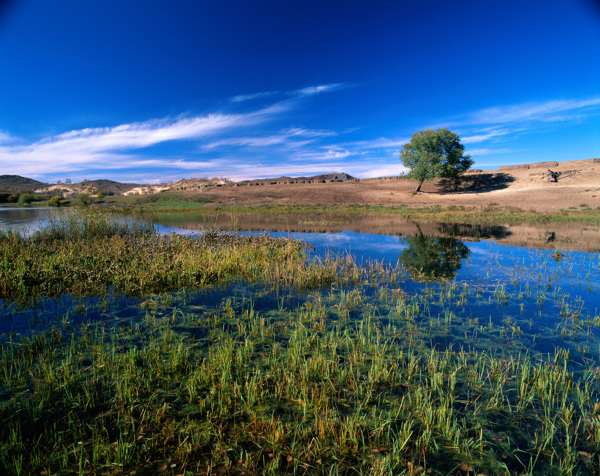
xmin=133 ymin=194 xmax=161 ymax=205
xmin=76 ymin=193 xmax=92 ymax=206
xmin=47 ymin=196 xmax=62 ymax=207
xmin=17 ymin=193 xmax=36 ymax=206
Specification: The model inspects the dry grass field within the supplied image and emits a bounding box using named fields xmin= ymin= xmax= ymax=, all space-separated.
xmin=176 ymin=158 xmax=600 ymax=212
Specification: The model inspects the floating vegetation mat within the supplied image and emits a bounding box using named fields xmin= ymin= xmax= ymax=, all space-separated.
xmin=0 ymin=210 xmax=599 ymax=475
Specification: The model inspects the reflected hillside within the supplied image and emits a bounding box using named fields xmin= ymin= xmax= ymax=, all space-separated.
xmin=146 ymin=212 xmax=600 ymax=252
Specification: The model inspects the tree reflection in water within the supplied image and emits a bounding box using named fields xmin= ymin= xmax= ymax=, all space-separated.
xmin=398 ymin=235 xmax=470 ymax=282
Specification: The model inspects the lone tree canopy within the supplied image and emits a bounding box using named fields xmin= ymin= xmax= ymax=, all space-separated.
xmin=400 ymin=128 xmax=473 ymax=192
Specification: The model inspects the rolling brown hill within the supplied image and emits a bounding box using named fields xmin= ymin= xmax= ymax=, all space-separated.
xmin=170 ymin=158 xmax=600 ymax=212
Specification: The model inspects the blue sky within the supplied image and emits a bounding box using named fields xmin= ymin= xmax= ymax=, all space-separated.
xmin=1 ymin=0 xmax=599 ymax=184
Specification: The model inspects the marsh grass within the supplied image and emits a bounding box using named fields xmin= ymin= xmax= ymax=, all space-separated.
xmin=0 ymin=209 xmax=364 ymax=306
xmin=0 ymin=209 xmax=599 ymax=475
xmin=34 ymin=208 xmax=157 ymax=241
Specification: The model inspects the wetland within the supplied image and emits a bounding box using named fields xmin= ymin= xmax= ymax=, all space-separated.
xmin=0 ymin=207 xmax=599 ymax=475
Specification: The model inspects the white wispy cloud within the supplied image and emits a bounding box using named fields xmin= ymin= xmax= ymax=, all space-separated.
xmin=203 ymin=136 xmax=295 ymax=149
xmin=349 ymin=163 xmax=409 ymax=178
xmin=283 ymin=127 xmax=338 ymax=137
xmin=0 ymin=106 xmax=281 ymax=177
xmin=223 ymin=163 xmax=345 ymax=181
xmin=464 ymin=97 xmax=600 ymax=126
xmin=461 ymin=128 xmax=511 ymax=144
xmin=0 ymin=84 xmax=355 ymax=180
xmin=230 ymin=83 xmax=349 ymax=103
xmin=430 ymin=95 xmax=600 ymax=168
xmin=346 ymin=137 xmax=410 ymax=150
xmin=467 ymin=148 xmax=515 ymax=156
xmin=230 ymin=91 xmax=279 ymax=103
xmin=297 ymin=83 xmax=346 ymax=96
xmin=203 ymin=127 xmax=337 ymax=150
xmin=0 ymin=131 xmax=19 ymax=145
xmin=294 ymin=147 xmax=353 ymax=161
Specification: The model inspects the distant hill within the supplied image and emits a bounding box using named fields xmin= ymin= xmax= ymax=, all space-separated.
xmin=86 ymin=179 xmax=141 ymax=195
xmin=0 ymin=175 xmax=48 ymax=192
xmin=0 ymin=176 xmax=141 ymax=195
xmin=238 ymin=172 xmax=355 ymax=184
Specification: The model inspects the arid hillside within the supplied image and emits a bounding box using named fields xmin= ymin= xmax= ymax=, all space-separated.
xmin=169 ymin=158 xmax=600 ymax=212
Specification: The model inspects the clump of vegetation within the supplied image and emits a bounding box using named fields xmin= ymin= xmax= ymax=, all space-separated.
xmin=76 ymin=192 xmax=93 ymax=206
xmin=0 ymin=209 xmax=360 ymax=304
xmin=0 ymin=193 xmax=17 ymax=204
xmin=16 ymin=193 xmax=37 ymax=207
xmin=46 ymin=195 xmax=62 ymax=207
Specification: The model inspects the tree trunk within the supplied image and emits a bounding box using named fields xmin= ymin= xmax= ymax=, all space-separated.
xmin=415 ymin=180 xmax=424 ymax=192
xmin=546 ymin=168 xmax=559 ymax=182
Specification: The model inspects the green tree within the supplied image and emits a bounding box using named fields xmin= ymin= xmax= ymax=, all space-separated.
xmin=400 ymin=128 xmax=473 ymax=192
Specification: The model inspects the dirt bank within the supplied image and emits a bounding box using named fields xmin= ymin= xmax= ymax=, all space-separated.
xmin=168 ymin=158 xmax=600 ymax=212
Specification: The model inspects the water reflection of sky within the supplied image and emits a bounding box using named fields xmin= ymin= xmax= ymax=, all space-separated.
xmin=158 ymin=227 xmax=410 ymax=263
xmin=0 ymin=207 xmax=56 ymax=232
xmin=261 ymin=230 xmax=410 ymax=264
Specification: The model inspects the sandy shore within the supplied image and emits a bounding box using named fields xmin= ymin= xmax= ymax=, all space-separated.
xmin=176 ymin=158 xmax=600 ymax=212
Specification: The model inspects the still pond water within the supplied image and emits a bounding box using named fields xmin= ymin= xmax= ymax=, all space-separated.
xmin=2 ymin=206 xmax=600 ymax=366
